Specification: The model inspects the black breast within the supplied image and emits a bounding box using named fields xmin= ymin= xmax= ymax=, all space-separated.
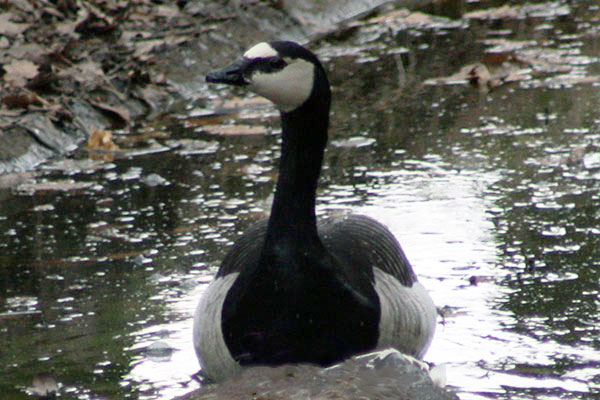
xmin=218 ymin=217 xmax=382 ymax=367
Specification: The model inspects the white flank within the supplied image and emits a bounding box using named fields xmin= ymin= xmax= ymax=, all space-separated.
xmin=374 ymin=268 xmax=437 ymax=359
xmin=193 ymin=273 xmax=241 ymax=381
xmin=248 ymin=58 xmax=315 ymax=112
xmin=244 ymin=42 xmax=278 ymax=59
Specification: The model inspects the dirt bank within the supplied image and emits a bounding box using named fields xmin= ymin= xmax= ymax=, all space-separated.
xmin=1 ymin=0 xmax=411 ymax=176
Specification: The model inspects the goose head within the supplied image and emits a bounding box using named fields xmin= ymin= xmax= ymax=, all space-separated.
xmin=206 ymin=41 xmax=330 ymax=114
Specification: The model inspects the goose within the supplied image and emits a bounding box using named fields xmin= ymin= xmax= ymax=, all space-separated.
xmin=194 ymin=41 xmax=437 ymax=382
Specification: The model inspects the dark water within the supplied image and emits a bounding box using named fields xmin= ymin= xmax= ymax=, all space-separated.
xmin=2 ymin=1 xmax=600 ymax=399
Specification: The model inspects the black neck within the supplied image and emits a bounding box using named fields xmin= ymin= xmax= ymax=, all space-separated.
xmin=263 ymin=83 xmax=331 ymax=251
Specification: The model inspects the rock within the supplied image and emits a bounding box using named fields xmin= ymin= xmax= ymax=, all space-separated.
xmin=179 ymin=349 xmax=459 ymax=400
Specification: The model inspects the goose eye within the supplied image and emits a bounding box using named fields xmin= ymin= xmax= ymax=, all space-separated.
xmin=268 ymin=57 xmax=286 ymax=70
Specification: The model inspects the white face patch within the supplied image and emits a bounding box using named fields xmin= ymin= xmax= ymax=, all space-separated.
xmin=248 ymin=58 xmax=315 ymax=112
xmin=244 ymin=42 xmax=278 ymax=59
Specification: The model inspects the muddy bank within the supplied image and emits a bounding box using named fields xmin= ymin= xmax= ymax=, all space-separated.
xmin=0 ymin=0 xmax=414 ymax=176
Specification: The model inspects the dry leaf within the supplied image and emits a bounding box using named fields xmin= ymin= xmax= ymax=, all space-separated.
xmin=7 ymin=0 xmax=35 ymax=13
xmin=155 ymin=4 xmax=182 ymax=19
xmin=1 ymin=90 xmax=41 ymax=109
xmin=87 ymin=127 xmax=119 ymax=151
xmin=424 ymin=63 xmax=497 ymax=89
xmin=424 ymin=58 xmax=531 ymax=90
xmin=403 ymin=11 xmax=440 ymax=26
xmin=55 ymin=19 xmax=81 ymax=38
xmin=222 ymin=96 xmax=272 ymax=109
xmin=75 ymin=5 xmax=116 ymax=36
xmin=78 ymin=60 xmax=106 ymax=80
xmin=202 ymin=124 xmax=268 ymax=135
xmin=3 ymin=59 xmax=39 ymax=86
xmin=58 ymin=60 xmax=105 ymax=88
xmin=360 ymin=9 xmax=411 ymax=25
xmin=132 ymin=39 xmax=165 ymax=60
xmin=0 ymin=13 xmax=29 ymax=36
xmin=464 ymin=5 xmax=519 ymax=20
xmin=7 ymin=43 xmax=46 ymax=62
xmin=352 ymin=8 xmax=459 ymax=30
xmin=465 ymin=3 xmax=569 ymax=20
xmin=424 ymin=63 xmax=484 ymax=86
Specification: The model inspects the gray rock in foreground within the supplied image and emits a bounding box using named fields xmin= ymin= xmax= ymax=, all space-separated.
xmin=179 ymin=349 xmax=459 ymax=400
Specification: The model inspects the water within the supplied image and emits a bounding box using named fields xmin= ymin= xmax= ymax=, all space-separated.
xmin=2 ymin=1 xmax=600 ymax=398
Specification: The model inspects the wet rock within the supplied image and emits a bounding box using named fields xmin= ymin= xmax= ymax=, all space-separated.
xmin=145 ymin=340 xmax=175 ymax=362
xmin=179 ymin=349 xmax=458 ymax=400
xmin=1 ymin=110 xmax=82 ymax=174
xmin=141 ymin=173 xmax=170 ymax=187
xmin=331 ymin=136 xmax=376 ymax=148
xmin=26 ymin=373 xmax=60 ymax=398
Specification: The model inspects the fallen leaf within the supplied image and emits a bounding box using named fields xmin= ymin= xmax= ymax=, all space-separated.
xmin=352 ymin=8 xmax=460 ymax=30
xmin=202 ymin=124 xmax=268 ymax=135
xmin=58 ymin=60 xmax=106 ymax=88
xmin=0 ymin=13 xmax=29 ymax=36
xmin=155 ymin=4 xmax=182 ymax=19
xmin=464 ymin=5 xmax=518 ymax=20
xmin=77 ymin=60 xmax=106 ymax=80
xmin=132 ymin=39 xmax=165 ymax=60
xmin=3 ymin=59 xmax=39 ymax=87
xmin=55 ymin=19 xmax=81 ymax=38
xmin=466 ymin=63 xmax=493 ymax=88
xmin=424 ymin=59 xmax=531 ymax=90
xmin=404 ymin=11 xmax=443 ymax=26
xmin=7 ymin=0 xmax=35 ymax=13
xmin=7 ymin=42 xmax=46 ymax=63
xmin=1 ymin=90 xmax=41 ymax=108
xmin=222 ymin=96 xmax=272 ymax=109
xmin=359 ymin=8 xmax=411 ymax=25
xmin=481 ymin=52 xmax=513 ymax=66
xmin=87 ymin=127 xmax=119 ymax=151
xmin=465 ymin=3 xmax=570 ymax=20
xmin=75 ymin=5 xmax=116 ymax=36
xmin=424 ymin=63 xmax=486 ymax=86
